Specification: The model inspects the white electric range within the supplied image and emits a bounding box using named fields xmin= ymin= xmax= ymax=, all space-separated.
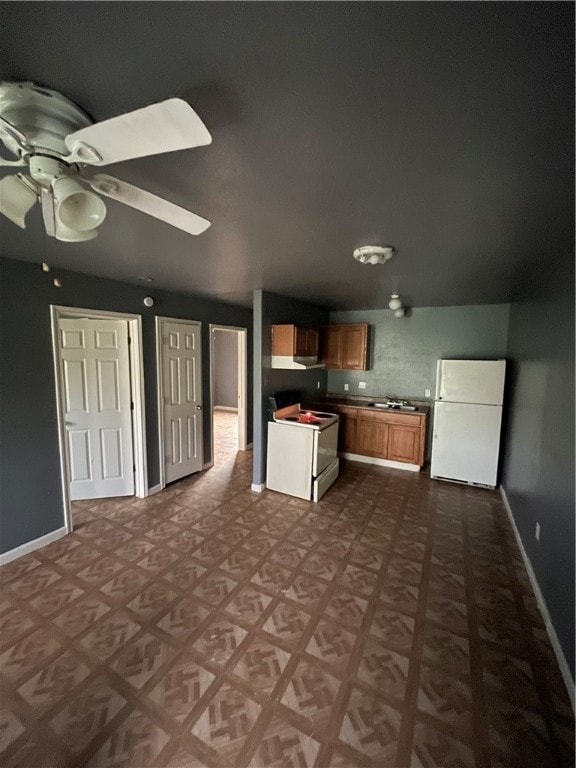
xmin=266 ymin=392 xmax=340 ymax=502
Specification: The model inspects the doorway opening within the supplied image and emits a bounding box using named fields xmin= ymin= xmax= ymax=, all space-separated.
xmin=209 ymin=325 xmax=248 ymax=467
xmin=51 ymin=306 xmax=147 ymax=534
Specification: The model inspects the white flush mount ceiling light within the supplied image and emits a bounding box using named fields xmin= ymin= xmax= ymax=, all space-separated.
xmin=353 ymin=245 xmax=394 ymax=265
xmin=389 ymin=293 xmax=406 ymax=318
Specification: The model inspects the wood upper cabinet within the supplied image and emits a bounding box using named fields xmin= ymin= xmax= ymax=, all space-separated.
xmin=322 ymin=324 xmax=368 ymax=370
xmin=272 ymin=325 xmax=319 ymax=358
xmin=322 ymin=326 xmax=343 ymax=368
xmin=300 ymin=328 xmax=319 ymax=357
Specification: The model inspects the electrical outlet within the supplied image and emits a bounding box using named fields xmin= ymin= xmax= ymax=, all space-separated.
xmin=535 ymin=522 xmax=541 ymax=542
xmin=425 ymin=388 xmax=431 ymax=397
xmin=344 ymin=383 xmax=349 ymax=391
xmin=358 ymin=382 xmax=366 ymax=389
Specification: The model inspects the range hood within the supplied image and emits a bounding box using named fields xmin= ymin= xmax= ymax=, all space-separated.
xmin=270 ymin=354 xmax=324 ymax=370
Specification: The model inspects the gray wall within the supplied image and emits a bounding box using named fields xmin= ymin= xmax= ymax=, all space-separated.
xmin=0 ymin=257 xmax=252 ymax=554
xmin=212 ymin=330 xmax=238 ymax=408
xmin=502 ymin=255 xmax=575 ymax=679
xmin=252 ymin=290 xmax=329 ymax=487
xmin=327 ymin=304 xmax=510 ymax=399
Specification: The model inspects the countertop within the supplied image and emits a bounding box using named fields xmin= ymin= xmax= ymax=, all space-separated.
xmin=314 ymin=395 xmax=431 ymax=416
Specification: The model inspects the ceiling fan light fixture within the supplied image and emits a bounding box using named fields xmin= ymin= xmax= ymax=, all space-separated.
xmin=54 ymin=218 xmax=98 ymax=242
xmin=0 ymin=173 xmax=38 ymax=228
xmin=353 ymin=245 xmax=394 ymax=265
xmin=52 ymin=176 xmax=106 ymax=231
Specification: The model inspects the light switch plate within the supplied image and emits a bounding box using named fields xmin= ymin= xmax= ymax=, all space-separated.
xmin=358 ymin=382 xmax=366 ymax=389
xmin=344 ymin=383 xmax=349 ymax=391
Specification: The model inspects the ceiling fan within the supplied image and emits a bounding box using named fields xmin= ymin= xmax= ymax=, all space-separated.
xmin=0 ymin=81 xmax=212 ymax=241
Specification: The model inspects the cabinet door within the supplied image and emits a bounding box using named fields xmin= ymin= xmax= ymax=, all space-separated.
xmin=342 ymin=325 xmax=368 ymax=370
xmin=387 ymin=424 xmax=421 ymax=464
xmin=357 ymin=418 xmax=388 ymax=457
xmin=294 ymin=327 xmax=308 ymax=356
xmin=272 ymin=324 xmax=297 ymax=356
xmin=339 ymin=414 xmax=357 ymax=453
xmin=306 ymin=329 xmax=319 ymax=357
xmin=322 ymin=326 xmax=343 ymax=368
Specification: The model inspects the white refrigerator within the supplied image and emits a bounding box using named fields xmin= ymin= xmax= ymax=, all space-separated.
xmin=430 ymin=359 xmax=506 ymax=488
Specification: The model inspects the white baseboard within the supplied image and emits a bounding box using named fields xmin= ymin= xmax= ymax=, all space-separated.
xmin=500 ymin=487 xmax=575 ymax=710
xmin=251 ymin=482 xmax=265 ymax=493
xmin=340 ymin=452 xmax=421 ymax=472
xmin=246 ymin=442 xmax=254 ymax=450
xmin=0 ymin=526 xmax=68 ymax=566
xmin=203 ymin=461 xmax=213 ymax=471
xmin=147 ymin=484 xmax=163 ymax=496
xmin=213 ymin=406 xmax=238 ymax=412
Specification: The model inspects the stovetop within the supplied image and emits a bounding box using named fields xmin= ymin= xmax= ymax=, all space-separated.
xmin=272 ymin=405 xmax=339 ymax=430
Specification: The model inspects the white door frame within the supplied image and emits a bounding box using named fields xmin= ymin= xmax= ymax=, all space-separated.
xmin=209 ymin=325 xmax=248 ymax=461
xmin=156 ymin=316 xmax=204 ymax=489
xmin=51 ymin=305 xmax=148 ymax=534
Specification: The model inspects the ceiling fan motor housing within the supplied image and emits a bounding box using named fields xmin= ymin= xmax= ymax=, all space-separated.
xmin=0 ymin=81 xmax=92 ymax=160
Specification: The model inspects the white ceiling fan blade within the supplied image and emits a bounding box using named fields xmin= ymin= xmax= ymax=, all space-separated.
xmin=0 ymin=174 xmax=38 ymax=228
xmin=90 ymin=174 xmax=211 ymax=235
xmin=64 ymin=98 xmax=212 ymax=166
xmin=0 ymin=155 xmax=26 ymax=167
xmin=0 ymin=117 xmax=27 ymax=165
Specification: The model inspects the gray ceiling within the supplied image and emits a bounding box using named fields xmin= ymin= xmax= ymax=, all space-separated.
xmin=0 ymin=2 xmax=573 ymax=310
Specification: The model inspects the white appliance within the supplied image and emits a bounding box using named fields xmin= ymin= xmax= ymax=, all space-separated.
xmin=430 ymin=359 xmax=506 ymax=488
xmin=266 ymin=391 xmax=340 ymax=502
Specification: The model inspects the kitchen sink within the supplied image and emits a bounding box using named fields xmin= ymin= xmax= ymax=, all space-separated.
xmin=371 ymin=403 xmax=418 ymax=411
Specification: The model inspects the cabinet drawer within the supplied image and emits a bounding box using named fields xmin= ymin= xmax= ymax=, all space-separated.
xmin=357 ymin=409 xmax=389 ymax=422
xmin=381 ymin=412 xmax=422 ymax=426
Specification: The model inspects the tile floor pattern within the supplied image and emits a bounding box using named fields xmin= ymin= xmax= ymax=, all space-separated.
xmin=1 ymin=411 xmax=574 ymax=767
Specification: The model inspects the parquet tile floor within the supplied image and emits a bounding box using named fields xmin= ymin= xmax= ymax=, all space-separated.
xmin=0 ymin=411 xmax=573 ymax=767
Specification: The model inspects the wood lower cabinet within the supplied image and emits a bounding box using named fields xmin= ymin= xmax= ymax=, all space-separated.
xmin=322 ymin=324 xmax=368 ymax=370
xmin=338 ymin=406 xmax=358 ymax=452
xmin=325 ymin=404 xmax=427 ymax=467
xmin=356 ymin=417 xmax=388 ymax=457
xmin=387 ymin=423 xmax=422 ymax=464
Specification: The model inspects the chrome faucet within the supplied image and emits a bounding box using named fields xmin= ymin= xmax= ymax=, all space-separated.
xmin=385 ymin=396 xmax=409 ymax=408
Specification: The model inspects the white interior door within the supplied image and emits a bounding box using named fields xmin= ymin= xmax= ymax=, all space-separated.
xmin=159 ymin=319 xmax=203 ymax=483
xmin=59 ymin=317 xmax=134 ymax=500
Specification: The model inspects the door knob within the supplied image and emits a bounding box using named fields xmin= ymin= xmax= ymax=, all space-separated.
xmin=196 ymin=405 xmax=202 ymax=410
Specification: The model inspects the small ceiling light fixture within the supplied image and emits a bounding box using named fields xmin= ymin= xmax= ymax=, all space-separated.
xmin=41 ymin=262 xmax=50 ymax=272
xmin=353 ymin=245 xmax=394 ymax=265
xmin=389 ymin=293 xmax=406 ymax=318
xmin=143 ymin=296 xmax=155 ymax=307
